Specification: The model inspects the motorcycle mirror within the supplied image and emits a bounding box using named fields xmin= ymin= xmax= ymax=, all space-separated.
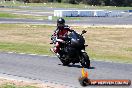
xmin=82 ymin=30 xmax=87 ymax=34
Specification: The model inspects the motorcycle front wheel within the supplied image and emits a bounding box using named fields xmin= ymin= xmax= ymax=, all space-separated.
xmin=80 ymin=52 xmax=90 ymax=68
xmin=60 ymin=59 xmax=70 ymax=66
xmin=59 ymin=55 xmax=70 ymax=66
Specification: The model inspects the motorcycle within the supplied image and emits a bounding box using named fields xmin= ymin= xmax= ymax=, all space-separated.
xmin=50 ymin=30 xmax=90 ymax=68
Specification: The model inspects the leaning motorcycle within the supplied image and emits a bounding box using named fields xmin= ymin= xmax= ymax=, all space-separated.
xmin=50 ymin=30 xmax=90 ymax=68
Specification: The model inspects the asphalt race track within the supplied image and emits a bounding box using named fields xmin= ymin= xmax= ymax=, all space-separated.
xmin=0 ymin=17 xmax=132 ymax=26
xmin=0 ymin=52 xmax=131 ymax=88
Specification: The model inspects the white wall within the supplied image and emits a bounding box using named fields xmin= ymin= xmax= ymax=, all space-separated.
xmin=54 ymin=10 xmax=78 ymax=17
xmin=54 ymin=10 xmax=127 ymax=17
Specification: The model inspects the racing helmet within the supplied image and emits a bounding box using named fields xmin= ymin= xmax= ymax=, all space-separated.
xmin=57 ymin=18 xmax=65 ymax=26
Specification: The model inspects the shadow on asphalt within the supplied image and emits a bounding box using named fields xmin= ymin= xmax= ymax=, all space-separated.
xmin=58 ymin=64 xmax=95 ymax=69
xmin=67 ymin=64 xmax=83 ymax=68
xmin=88 ymin=66 xmax=95 ymax=69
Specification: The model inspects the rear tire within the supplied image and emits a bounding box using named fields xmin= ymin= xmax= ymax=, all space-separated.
xmin=80 ymin=52 xmax=90 ymax=68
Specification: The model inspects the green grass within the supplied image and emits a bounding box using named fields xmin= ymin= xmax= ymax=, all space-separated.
xmin=0 ymin=12 xmax=47 ymax=20
xmin=0 ymin=12 xmax=16 ymax=18
xmin=1 ymin=1 xmax=132 ymax=10
xmin=0 ymin=42 xmax=51 ymax=55
xmin=0 ymin=12 xmax=81 ymax=21
xmin=124 ymin=47 xmax=132 ymax=52
xmin=0 ymin=84 xmax=36 ymax=88
xmin=87 ymin=48 xmax=132 ymax=63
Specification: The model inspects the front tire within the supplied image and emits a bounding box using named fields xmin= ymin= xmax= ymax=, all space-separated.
xmin=80 ymin=52 xmax=90 ymax=68
xmin=59 ymin=54 xmax=70 ymax=66
xmin=60 ymin=59 xmax=70 ymax=66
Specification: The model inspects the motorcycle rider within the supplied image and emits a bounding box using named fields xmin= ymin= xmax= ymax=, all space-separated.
xmin=50 ymin=18 xmax=74 ymax=55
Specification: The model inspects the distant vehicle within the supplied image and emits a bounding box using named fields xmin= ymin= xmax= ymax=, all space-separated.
xmin=51 ymin=30 xmax=90 ymax=68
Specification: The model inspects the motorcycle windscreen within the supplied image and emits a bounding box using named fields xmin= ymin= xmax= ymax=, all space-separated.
xmin=69 ymin=32 xmax=85 ymax=48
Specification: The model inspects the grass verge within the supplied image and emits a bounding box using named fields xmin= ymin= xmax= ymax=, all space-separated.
xmin=0 ymin=78 xmax=37 ymax=88
xmin=0 ymin=42 xmax=51 ymax=55
xmin=0 ymin=24 xmax=131 ymax=63
xmin=0 ymin=12 xmax=81 ymax=21
xmin=0 ymin=84 xmax=36 ymax=88
xmin=0 ymin=12 xmax=47 ymax=20
xmin=0 ymin=78 xmax=65 ymax=88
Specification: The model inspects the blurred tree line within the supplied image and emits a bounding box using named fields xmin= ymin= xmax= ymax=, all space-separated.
xmin=6 ymin=0 xmax=132 ymax=6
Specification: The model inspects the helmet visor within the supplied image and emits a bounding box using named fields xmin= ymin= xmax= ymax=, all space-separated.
xmin=58 ymin=23 xmax=65 ymax=26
